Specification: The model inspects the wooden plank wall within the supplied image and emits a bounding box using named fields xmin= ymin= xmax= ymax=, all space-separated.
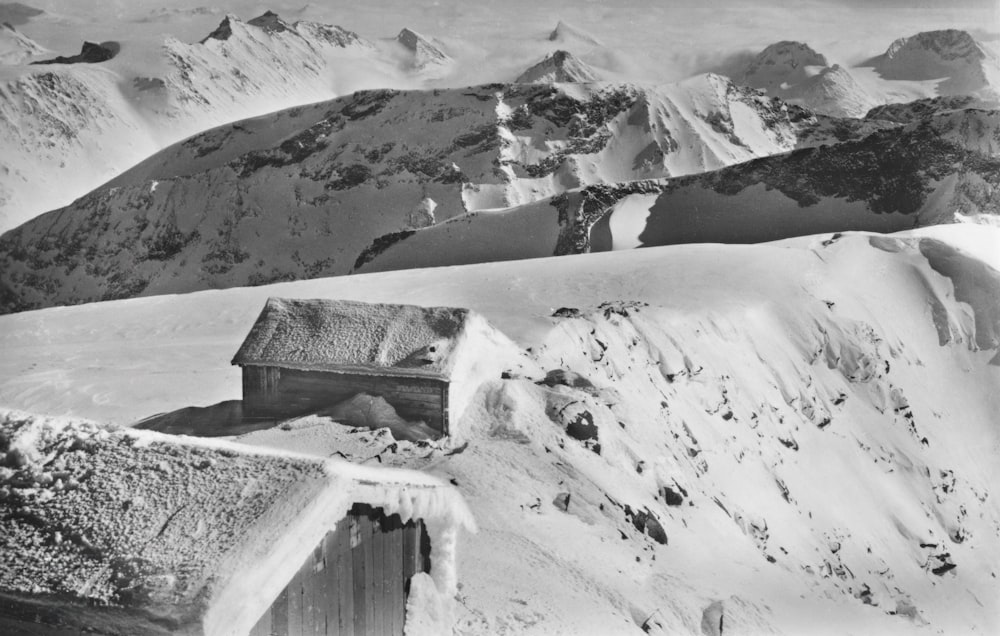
xmin=242 ymin=366 xmax=447 ymax=435
xmin=243 ymin=366 xmax=281 ymax=415
xmin=249 ymin=505 xmax=430 ymax=636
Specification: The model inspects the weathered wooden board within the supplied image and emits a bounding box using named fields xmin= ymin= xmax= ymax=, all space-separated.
xmin=241 ymin=366 xmax=448 ymax=434
xmin=248 ymin=506 xmax=429 ymax=636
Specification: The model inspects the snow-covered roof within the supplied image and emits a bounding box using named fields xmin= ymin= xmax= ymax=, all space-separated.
xmin=232 ymin=297 xmax=473 ymax=378
xmin=0 ymin=409 xmax=474 ymax=636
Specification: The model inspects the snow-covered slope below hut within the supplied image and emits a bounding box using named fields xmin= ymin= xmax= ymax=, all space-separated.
xmin=0 ymin=225 xmax=997 ymax=635
xmin=0 ymin=75 xmax=890 ymax=314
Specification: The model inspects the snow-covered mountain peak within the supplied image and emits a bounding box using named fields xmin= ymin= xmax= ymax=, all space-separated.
xmin=884 ymin=29 xmax=985 ymax=63
xmin=515 ymin=49 xmax=600 ymax=83
xmin=868 ymin=29 xmax=999 ymax=103
xmin=740 ymin=41 xmax=829 ymax=92
xmin=397 ymin=27 xmax=451 ymax=63
xmin=548 ymin=20 xmax=603 ymax=48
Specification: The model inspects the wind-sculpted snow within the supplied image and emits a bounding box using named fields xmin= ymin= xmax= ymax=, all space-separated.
xmin=0 ymin=76 xmax=881 ymax=314
xmin=0 ymin=409 xmax=473 ymax=634
xmin=0 ymin=228 xmax=996 ymax=634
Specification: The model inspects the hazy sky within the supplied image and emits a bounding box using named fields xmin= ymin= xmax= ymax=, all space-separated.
xmin=13 ymin=0 xmax=999 ymax=85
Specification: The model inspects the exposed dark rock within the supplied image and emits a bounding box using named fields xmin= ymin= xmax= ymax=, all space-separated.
xmin=32 ymin=41 xmax=119 ymax=65
xmin=352 ymin=230 xmax=416 ymax=272
xmin=565 ymin=409 xmax=598 ymax=442
xmin=625 ymin=506 xmax=668 ymax=545
xmin=201 ymin=16 xmax=234 ymax=42
xmin=538 ymin=369 xmax=596 ymax=392
xmin=551 ymin=307 xmax=581 ymax=318
xmin=247 ymin=11 xmax=289 ymax=34
xmin=553 ymin=492 xmax=571 ymax=512
xmin=660 ymin=486 xmax=684 ymax=506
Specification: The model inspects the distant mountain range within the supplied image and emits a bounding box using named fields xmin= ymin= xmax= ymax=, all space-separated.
xmin=2 ymin=15 xmax=999 ymax=316
xmin=736 ymin=30 xmax=1000 ymax=118
xmin=0 ymin=11 xmax=434 ymax=232
xmin=0 ymin=74 xmax=892 ymax=313
xmin=354 ymin=103 xmax=999 ymax=274
xmin=2 ymin=14 xmax=997 ymax=234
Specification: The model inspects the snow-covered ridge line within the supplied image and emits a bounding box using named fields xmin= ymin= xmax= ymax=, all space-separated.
xmin=0 ymin=10 xmax=397 ymax=233
xmin=0 ymin=75 xmax=891 ymax=314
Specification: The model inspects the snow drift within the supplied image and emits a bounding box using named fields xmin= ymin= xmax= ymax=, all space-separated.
xmin=0 ymin=225 xmax=996 ymax=634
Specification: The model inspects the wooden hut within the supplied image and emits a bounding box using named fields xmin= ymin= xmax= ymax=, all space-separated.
xmin=0 ymin=411 xmax=474 ymax=636
xmin=232 ymin=297 xmax=517 ymax=437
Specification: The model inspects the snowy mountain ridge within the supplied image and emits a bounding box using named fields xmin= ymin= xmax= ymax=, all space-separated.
xmin=353 ymin=104 xmax=1000 ymax=274
xmin=736 ymin=29 xmax=1000 ymax=118
xmin=0 ymin=76 xmax=890 ymax=314
xmin=0 ymin=11 xmax=401 ymax=233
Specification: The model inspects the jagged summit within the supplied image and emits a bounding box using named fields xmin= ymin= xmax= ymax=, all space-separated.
xmin=203 ymin=12 xmax=292 ymax=42
xmin=198 ymin=12 xmax=366 ymax=49
xmin=396 ymin=27 xmax=452 ymax=72
xmin=201 ymin=14 xmax=238 ymax=42
xmin=740 ymin=41 xmax=829 ymax=92
xmin=548 ymin=20 xmax=602 ymax=48
xmin=247 ymin=10 xmax=291 ymax=34
xmin=515 ymin=50 xmax=600 ymax=83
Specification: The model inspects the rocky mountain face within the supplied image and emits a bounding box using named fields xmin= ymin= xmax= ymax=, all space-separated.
xmin=0 ymin=11 xmax=397 ymax=233
xmin=631 ymin=108 xmax=1000 ymax=247
xmin=864 ymin=95 xmax=978 ymax=124
xmin=0 ymin=76 xmax=884 ymax=314
xmin=515 ymin=50 xmax=601 ymax=83
xmin=31 ymin=40 xmax=119 ymax=65
xmin=352 ymin=106 xmax=999 ymax=273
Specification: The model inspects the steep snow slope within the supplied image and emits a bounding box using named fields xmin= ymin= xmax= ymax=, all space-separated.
xmin=354 ymin=107 xmax=999 ymax=274
xmin=0 ymin=76 xmax=886 ymax=313
xmin=0 ymin=21 xmax=45 ymax=64
xmin=0 ymin=226 xmax=996 ymax=634
xmin=0 ymin=11 xmax=404 ymax=233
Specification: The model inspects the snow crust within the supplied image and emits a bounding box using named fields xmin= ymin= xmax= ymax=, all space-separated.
xmin=0 ymin=409 xmax=473 ymax=635
xmin=232 ymin=297 xmax=473 ymax=378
